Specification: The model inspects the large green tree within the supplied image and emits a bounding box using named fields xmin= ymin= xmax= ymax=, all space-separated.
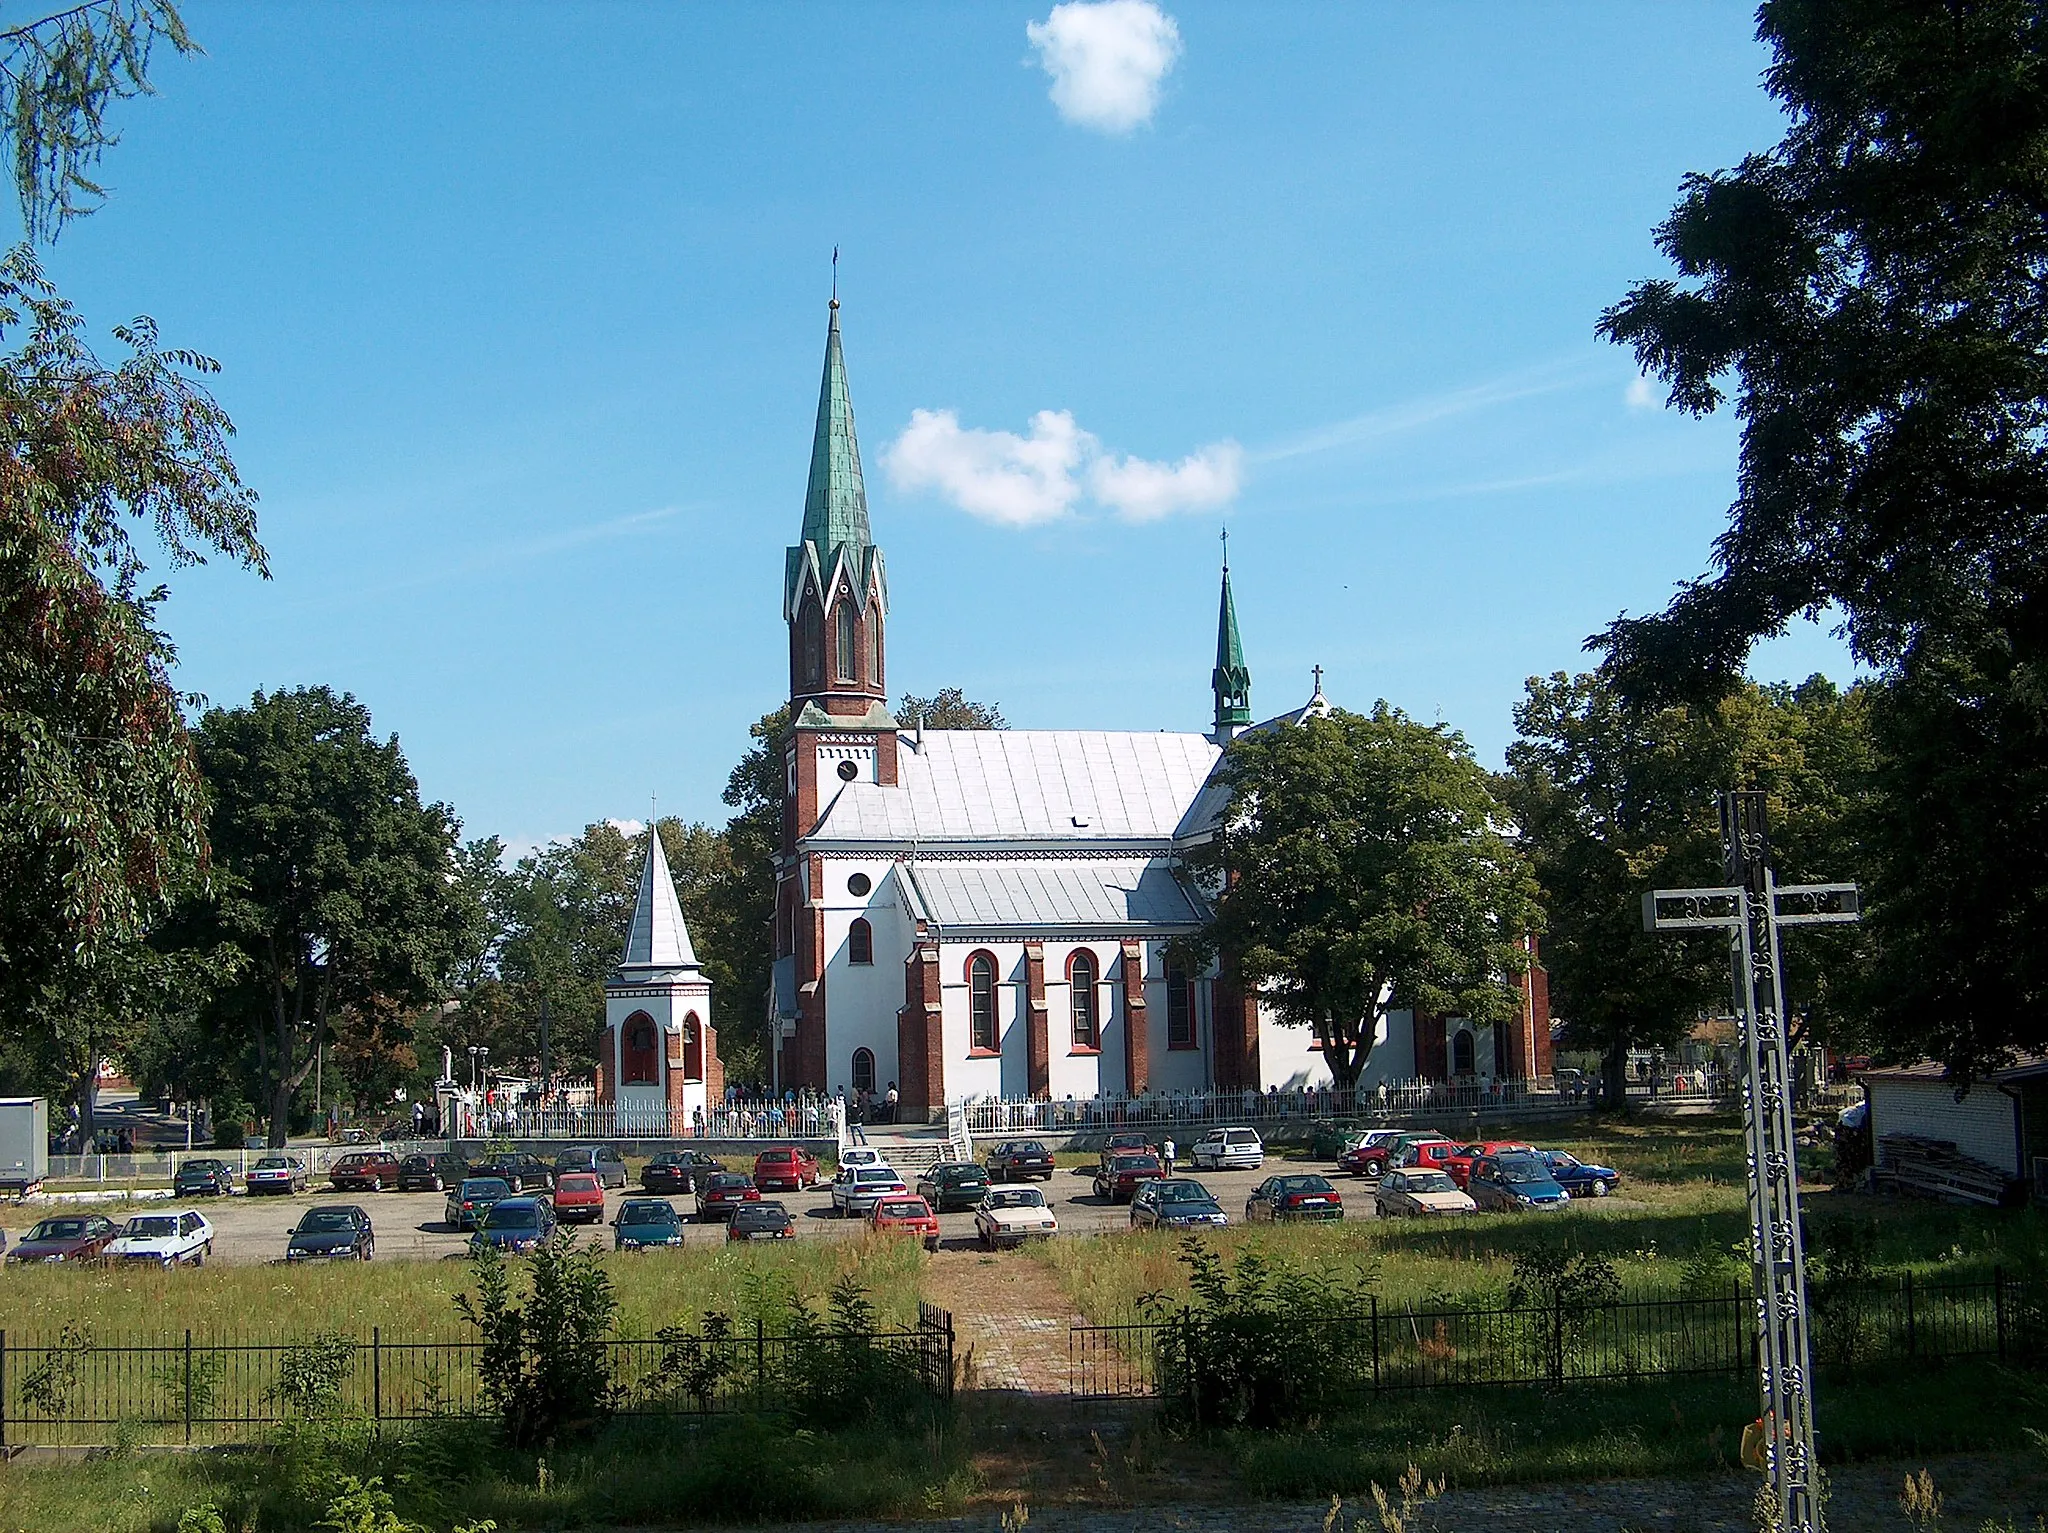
xmin=1596 ymin=1 xmax=2048 ymax=1076
xmin=1184 ymin=705 xmax=1541 ymax=1089
xmin=189 ymin=687 xmax=468 ymax=1147
xmin=1503 ymin=672 xmax=1871 ymax=1103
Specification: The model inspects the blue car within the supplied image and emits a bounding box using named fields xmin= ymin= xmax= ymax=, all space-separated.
xmin=1467 ymin=1153 xmax=1570 ymax=1212
xmin=468 ymin=1195 xmax=558 ymax=1255
xmin=1539 ymin=1150 xmax=1621 ymax=1198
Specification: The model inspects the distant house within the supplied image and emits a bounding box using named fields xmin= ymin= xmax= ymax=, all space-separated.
xmin=1862 ymin=1057 xmax=2048 ymax=1197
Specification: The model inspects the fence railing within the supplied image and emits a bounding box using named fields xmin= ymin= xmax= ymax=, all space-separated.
xmin=1068 ymin=1273 xmax=2032 ymax=1405
xmin=963 ymin=1079 xmax=1586 ymax=1138
xmin=0 ymin=1305 xmax=954 ymax=1447
xmin=461 ymin=1102 xmax=845 ymax=1143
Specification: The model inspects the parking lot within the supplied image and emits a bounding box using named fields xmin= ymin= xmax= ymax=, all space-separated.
xmin=136 ymin=1157 xmax=1379 ymax=1267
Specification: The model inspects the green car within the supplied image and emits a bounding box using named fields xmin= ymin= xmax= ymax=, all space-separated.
xmin=915 ymin=1161 xmax=991 ymax=1212
xmin=445 ymin=1176 xmax=513 ymax=1231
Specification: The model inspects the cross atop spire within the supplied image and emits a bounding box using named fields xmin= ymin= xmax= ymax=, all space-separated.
xmin=1211 ymin=530 xmax=1252 ymax=743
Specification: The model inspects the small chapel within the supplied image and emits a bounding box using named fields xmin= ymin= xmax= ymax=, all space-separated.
xmin=595 ymin=299 xmax=1551 ymax=1121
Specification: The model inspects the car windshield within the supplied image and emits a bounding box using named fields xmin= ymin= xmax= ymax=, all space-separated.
xmin=1010 ymin=1143 xmax=1046 ymax=1156
xmin=986 ymin=1188 xmax=1044 ymax=1209
xmin=941 ymin=1166 xmax=984 ymax=1181
xmin=875 ymin=1200 xmax=926 ymax=1218
xmin=297 ymin=1211 xmax=357 ymax=1234
xmin=1495 ymin=1157 xmax=1550 ymax=1184
xmin=28 ymin=1219 xmax=87 ymax=1240
xmin=126 ymin=1216 xmax=177 ymax=1238
xmin=1281 ymin=1176 xmax=1334 ymax=1193
xmin=1112 ymin=1155 xmax=1159 ymax=1172
xmin=484 ymin=1206 xmax=538 ymax=1230
xmin=620 ymin=1204 xmax=673 ymax=1225
xmin=254 ymin=1157 xmax=290 ymax=1170
xmin=1546 ymin=1152 xmax=1583 ymax=1169
xmin=734 ymin=1206 xmax=787 ymax=1225
xmin=708 ymin=1174 xmax=749 ymax=1190
xmin=461 ymin=1179 xmax=511 ymax=1198
xmin=856 ymin=1169 xmax=898 ymax=1184
xmin=402 ymin=1156 xmax=428 ymax=1170
xmin=558 ymin=1175 xmax=599 ymax=1192
xmin=1406 ymin=1172 xmax=1458 ymax=1193
xmin=1155 ymin=1181 xmax=1212 ymax=1204
xmin=338 ymin=1154 xmax=374 ymax=1167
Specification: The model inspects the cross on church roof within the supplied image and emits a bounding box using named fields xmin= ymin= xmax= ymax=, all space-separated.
xmin=1312 ymin=665 xmax=1323 ymax=692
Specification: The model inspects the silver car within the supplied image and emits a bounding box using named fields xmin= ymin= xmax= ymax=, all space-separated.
xmin=830 ymin=1164 xmax=908 ymax=1218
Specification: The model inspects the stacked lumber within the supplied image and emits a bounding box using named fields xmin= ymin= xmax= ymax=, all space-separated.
xmin=1873 ymin=1134 xmax=2012 ymax=1206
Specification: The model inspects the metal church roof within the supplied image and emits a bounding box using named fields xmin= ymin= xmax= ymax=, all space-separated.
xmin=898 ymin=857 xmax=1206 ymax=935
xmin=618 ymin=829 xmax=700 ymax=973
xmin=801 ymin=302 xmax=870 ymax=560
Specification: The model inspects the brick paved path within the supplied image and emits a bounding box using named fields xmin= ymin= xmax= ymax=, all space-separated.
xmin=922 ymin=1248 xmax=1084 ymax=1394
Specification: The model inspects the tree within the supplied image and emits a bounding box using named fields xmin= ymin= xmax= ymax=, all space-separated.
xmin=898 ymin=688 xmax=1007 ymax=730
xmin=1503 ymin=671 xmax=1871 ymax=1104
xmin=1595 ymin=2 xmax=2048 ymax=1076
xmin=189 ymin=687 xmax=467 ymax=1147
xmin=1183 ymin=705 xmax=1540 ymax=1089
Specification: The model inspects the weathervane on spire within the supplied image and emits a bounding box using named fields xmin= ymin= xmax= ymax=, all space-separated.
xmin=1220 ymin=523 xmax=1230 ymax=572
xmin=831 ymin=246 xmax=839 ymax=309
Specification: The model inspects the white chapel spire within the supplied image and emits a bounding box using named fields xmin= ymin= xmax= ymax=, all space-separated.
xmin=620 ymin=826 xmax=699 ymax=971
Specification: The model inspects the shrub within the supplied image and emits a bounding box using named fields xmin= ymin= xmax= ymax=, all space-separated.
xmin=778 ymin=1276 xmax=932 ymax=1426
xmin=456 ymin=1233 xmax=618 ymax=1448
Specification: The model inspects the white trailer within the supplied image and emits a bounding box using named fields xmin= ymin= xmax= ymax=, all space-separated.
xmin=0 ymin=1097 xmax=49 ymax=1194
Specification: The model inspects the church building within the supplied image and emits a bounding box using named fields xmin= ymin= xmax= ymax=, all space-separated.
xmin=764 ymin=300 xmax=1553 ymax=1118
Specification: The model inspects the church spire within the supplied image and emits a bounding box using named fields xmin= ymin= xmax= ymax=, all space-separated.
xmin=1211 ymin=529 xmax=1252 ymax=743
xmin=619 ymin=825 xmax=699 ymax=973
xmin=800 ymin=298 xmax=871 ymax=560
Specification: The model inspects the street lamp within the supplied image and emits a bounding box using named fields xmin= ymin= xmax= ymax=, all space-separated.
xmin=467 ymin=1045 xmax=479 ymax=1091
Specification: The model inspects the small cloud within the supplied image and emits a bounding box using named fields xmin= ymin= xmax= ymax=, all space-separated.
xmin=1626 ymin=374 xmax=1657 ymax=410
xmin=1027 ymin=0 xmax=1182 ymax=133
xmin=883 ymin=407 xmax=1093 ymax=527
xmin=606 ymin=817 xmax=646 ymax=836
xmin=1090 ymin=441 xmax=1242 ymax=521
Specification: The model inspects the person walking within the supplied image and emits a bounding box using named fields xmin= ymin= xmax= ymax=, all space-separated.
xmin=884 ymin=1081 xmax=900 ymax=1124
xmin=848 ymin=1092 xmax=868 ymax=1145
xmin=1160 ymin=1136 xmax=1175 ymax=1176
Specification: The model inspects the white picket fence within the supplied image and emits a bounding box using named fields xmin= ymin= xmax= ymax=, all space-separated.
xmin=959 ymin=1077 xmax=1578 ymax=1137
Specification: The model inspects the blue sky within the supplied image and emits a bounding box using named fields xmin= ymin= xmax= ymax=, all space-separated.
xmin=26 ymin=2 xmax=1850 ymax=854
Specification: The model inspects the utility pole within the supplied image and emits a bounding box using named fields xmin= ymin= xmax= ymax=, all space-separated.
xmin=1643 ymin=791 xmax=1860 ymax=1533
xmin=539 ymin=992 xmax=552 ymax=1093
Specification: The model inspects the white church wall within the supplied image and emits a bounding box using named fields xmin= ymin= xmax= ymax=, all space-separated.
xmin=820 ymin=857 xmax=913 ymax=1097
xmin=1145 ymin=943 xmax=1209 ymax=1093
xmin=1255 ymin=1007 xmax=1419 ymax=1091
xmin=937 ymin=939 xmax=1024 ymax=1102
xmin=1046 ymin=941 xmax=1115 ymax=1100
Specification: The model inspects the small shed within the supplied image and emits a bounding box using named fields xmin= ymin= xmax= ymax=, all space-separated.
xmin=1862 ymin=1057 xmax=2048 ymax=1198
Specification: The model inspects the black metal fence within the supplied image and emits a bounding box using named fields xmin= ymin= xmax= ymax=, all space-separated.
xmin=1068 ymin=1273 xmax=2036 ymax=1407
xmin=0 ymin=1306 xmax=954 ymax=1447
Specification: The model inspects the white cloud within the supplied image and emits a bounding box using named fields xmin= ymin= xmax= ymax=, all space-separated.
xmin=885 ymin=407 xmax=1241 ymax=526
xmin=605 ymin=817 xmax=646 ymax=836
xmin=883 ymin=407 xmax=1094 ymax=527
xmin=1090 ymin=441 xmax=1243 ymax=521
xmin=1027 ymin=0 xmax=1182 ymax=133
xmin=1625 ymin=374 xmax=1657 ymax=410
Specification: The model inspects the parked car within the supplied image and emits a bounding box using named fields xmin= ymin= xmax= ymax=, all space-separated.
xmin=1101 ymin=1130 xmax=1153 ymax=1160
xmin=697 ymin=1172 xmax=762 ymax=1222
xmin=613 ymin=1198 xmax=685 ymax=1250
xmin=1338 ymin=1129 xmax=1408 ymax=1178
xmin=9 ymin=1213 xmax=118 ymax=1264
xmin=830 ymin=1164 xmax=908 ymax=1218
xmin=727 ymin=1201 xmax=797 ymax=1242
xmin=641 ymin=1149 xmax=722 ymax=1195
xmin=868 ymin=1195 xmax=941 ymax=1248
xmin=1396 ymin=1141 xmax=1460 ymax=1175
xmin=1189 ymin=1127 xmax=1265 ymax=1172
xmin=285 ymin=1205 xmax=375 ymax=1261
xmin=916 ymin=1161 xmax=990 ymax=1212
xmin=553 ymin=1146 xmax=628 ymax=1189
xmin=1245 ymin=1173 xmax=1344 ymax=1223
xmin=552 ymin=1171 xmax=607 ymax=1225
xmin=1537 ymin=1150 xmax=1621 ymax=1198
xmin=1467 ymin=1153 xmax=1570 ymax=1212
xmin=108 ymin=1209 xmax=213 ymax=1267
xmin=1129 ymin=1178 xmax=1228 ymax=1230
xmin=446 ymin=1176 xmax=514 ymax=1231
xmin=476 ymin=1152 xmax=556 ymax=1193
xmin=1385 ymin=1131 xmax=1454 ymax=1166
xmin=985 ymin=1140 xmax=1056 ymax=1182
xmin=174 ymin=1159 xmax=234 ymax=1197
xmin=838 ymin=1145 xmax=884 ymax=1172
xmin=1441 ymin=1141 xmax=1534 ymax=1189
xmin=1092 ymin=1152 xmax=1166 ymax=1203
xmin=329 ymin=1151 xmax=403 ymax=1192
xmin=398 ymin=1152 xmax=467 ymax=1192
xmin=973 ymin=1185 xmax=1058 ymax=1248
xmin=753 ymin=1146 xmax=821 ymax=1191
xmin=246 ymin=1155 xmax=309 ymax=1195
xmin=1373 ymin=1168 xmax=1477 ymax=1218
xmin=470 ymin=1195 xmax=557 ymax=1254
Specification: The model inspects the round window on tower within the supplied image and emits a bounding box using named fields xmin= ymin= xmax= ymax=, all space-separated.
xmin=837 ymin=759 xmax=859 ymax=782
xmin=847 ymin=873 xmax=872 ymax=897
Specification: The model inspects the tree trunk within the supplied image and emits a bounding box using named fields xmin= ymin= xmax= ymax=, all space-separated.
xmin=1600 ymin=1038 xmax=1629 ymax=1111
xmin=1319 ymin=1011 xmax=1373 ymax=1090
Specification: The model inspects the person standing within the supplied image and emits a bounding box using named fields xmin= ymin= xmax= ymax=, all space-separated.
xmin=848 ymin=1091 xmax=868 ymax=1145
xmin=1161 ymin=1136 xmax=1175 ymax=1175
xmin=884 ymin=1081 xmax=900 ymax=1124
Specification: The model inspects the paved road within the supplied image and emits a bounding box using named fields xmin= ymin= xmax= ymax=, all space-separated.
xmin=153 ymin=1160 xmax=1384 ymax=1267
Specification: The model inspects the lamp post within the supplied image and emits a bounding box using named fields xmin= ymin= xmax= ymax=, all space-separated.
xmin=467 ymin=1045 xmax=480 ymax=1092
xmin=1643 ymin=791 xmax=1860 ymax=1533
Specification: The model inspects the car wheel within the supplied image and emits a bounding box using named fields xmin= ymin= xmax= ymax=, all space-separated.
xmin=1592 ymin=1181 xmax=1610 ymax=1198
xmin=360 ymin=1244 xmax=373 ymax=1261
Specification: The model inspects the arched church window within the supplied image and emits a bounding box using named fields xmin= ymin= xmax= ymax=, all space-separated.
xmin=1069 ymin=950 xmax=1098 ymax=1050
xmin=851 ymin=1047 xmax=876 ymax=1095
xmin=969 ymin=952 xmax=997 ymax=1052
xmin=682 ymin=1013 xmax=704 ymax=1082
xmin=868 ymin=605 xmax=883 ymax=688
xmin=849 ymin=918 xmax=873 ymax=965
xmin=802 ymin=602 xmax=823 ymax=688
xmin=622 ymin=1012 xmax=660 ymax=1085
xmin=1167 ymin=963 xmax=1195 ymax=1048
xmin=1451 ymin=1027 xmax=1476 ymax=1077
xmin=836 ymin=601 xmax=856 ymax=682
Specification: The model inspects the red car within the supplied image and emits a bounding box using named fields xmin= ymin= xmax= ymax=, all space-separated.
xmin=1397 ymin=1142 xmax=1460 ymax=1176
xmin=552 ymin=1171 xmax=607 ymax=1224
xmin=752 ymin=1146 xmax=821 ymax=1191
xmin=1092 ymin=1152 xmax=1166 ymax=1203
xmin=1442 ymin=1141 xmax=1534 ymax=1189
xmin=329 ymin=1151 xmax=402 ymax=1191
xmin=868 ymin=1195 xmax=941 ymax=1249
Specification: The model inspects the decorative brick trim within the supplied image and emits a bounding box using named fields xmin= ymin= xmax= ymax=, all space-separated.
xmin=1120 ymin=939 xmax=1149 ymax=1095
xmin=897 ymin=941 xmax=945 ymax=1118
xmin=1024 ymin=941 xmax=1050 ymax=1097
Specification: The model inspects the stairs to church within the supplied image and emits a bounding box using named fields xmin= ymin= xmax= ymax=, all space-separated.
xmin=862 ymin=1123 xmax=968 ymax=1176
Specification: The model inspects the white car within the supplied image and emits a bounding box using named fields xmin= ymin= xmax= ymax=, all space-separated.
xmin=838 ymin=1146 xmax=884 ymax=1173
xmin=830 ymin=1164 xmax=908 ymax=1218
xmin=107 ymin=1209 xmax=214 ymax=1267
xmin=246 ymin=1155 xmax=308 ymax=1195
xmin=973 ymin=1185 xmax=1059 ymax=1249
xmin=1189 ymin=1126 xmax=1265 ymax=1171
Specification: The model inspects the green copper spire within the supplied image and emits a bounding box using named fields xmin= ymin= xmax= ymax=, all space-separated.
xmin=800 ymin=301 xmax=871 ymax=558
xmin=1212 ymin=530 xmax=1252 ymax=741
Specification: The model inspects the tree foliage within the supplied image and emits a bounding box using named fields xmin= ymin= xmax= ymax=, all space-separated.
xmin=1184 ymin=706 xmax=1540 ymax=1089
xmin=897 ymin=687 xmax=1007 ymax=730
xmin=1502 ymin=671 xmax=1870 ymax=1099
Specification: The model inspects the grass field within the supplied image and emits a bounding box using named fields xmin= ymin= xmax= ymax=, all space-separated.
xmin=0 ymin=1231 xmax=928 ymax=1342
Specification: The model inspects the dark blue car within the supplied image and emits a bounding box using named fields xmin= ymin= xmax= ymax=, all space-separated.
xmin=1538 ymin=1150 xmax=1621 ymax=1198
xmin=469 ymin=1195 xmax=558 ymax=1254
